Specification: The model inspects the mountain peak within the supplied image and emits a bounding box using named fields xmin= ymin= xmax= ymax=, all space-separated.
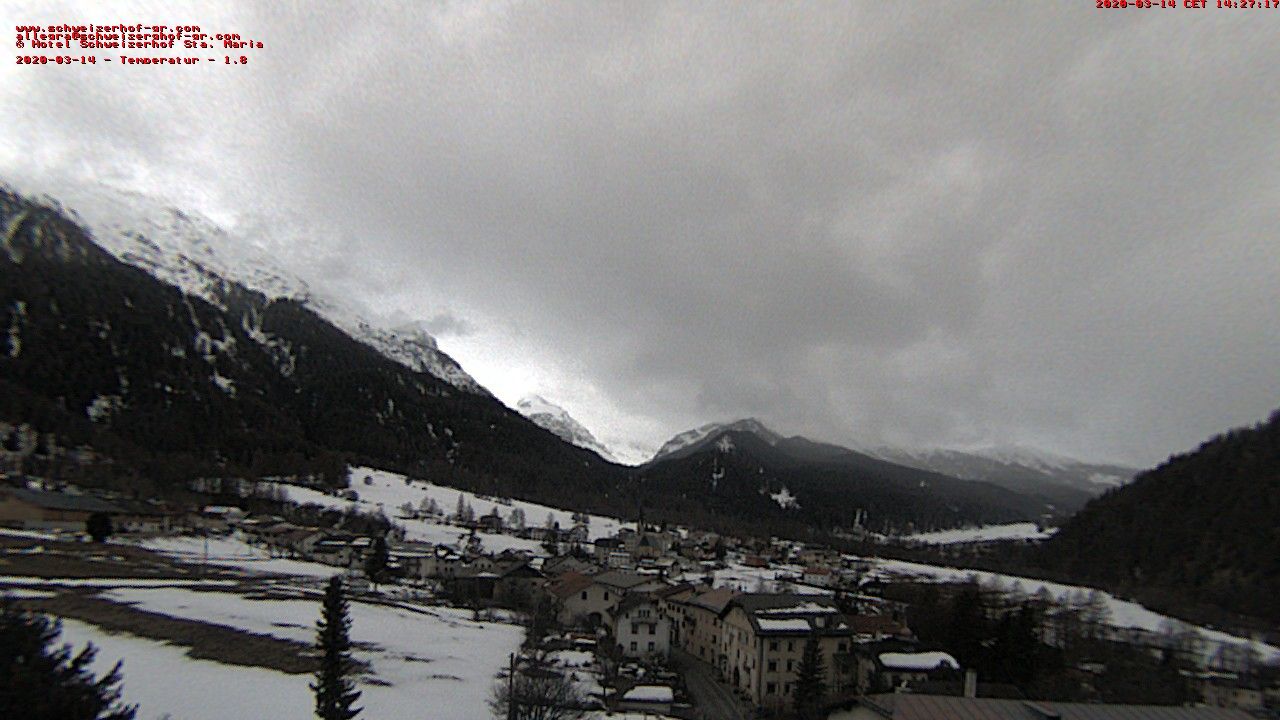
xmin=514 ymin=394 xmax=618 ymax=463
xmin=650 ymin=417 xmax=783 ymax=462
xmin=25 ymin=179 xmax=485 ymax=395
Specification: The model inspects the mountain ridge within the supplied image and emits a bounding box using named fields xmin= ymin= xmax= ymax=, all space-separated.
xmin=1036 ymin=407 xmax=1280 ymax=626
xmin=20 ymin=180 xmax=487 ymax=396
xmin=515 ymin=394 xmax=618 ymax=463
xmin=650 ymin=419 xmax=1135 ymax=512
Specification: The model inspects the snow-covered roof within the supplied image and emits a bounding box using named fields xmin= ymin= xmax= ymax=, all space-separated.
xmin=621 ymin=685 xmax=674 ymax=703
xmin=757 ymin=618 xmax=813 ymax=632
xmin=758 ymin=602 xmax=837 ymax=616
xmin=878 ymin=651 xmax=960 ymax=671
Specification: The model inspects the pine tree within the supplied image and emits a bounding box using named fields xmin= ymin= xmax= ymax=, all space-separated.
xmin=455 ymin=494 xmax=466 ymax=522
xmin=311 ymin=577 xmax=362 ymax=720
xmin=364 ymin=536 xmax=389 ymax=589
xmin=86 ymin=513 xmax=113 ymax=543
xmin=0 ymin=597 xmax=137 ymax=720
xmin=794 ymin=631 xmax=827 ymax=720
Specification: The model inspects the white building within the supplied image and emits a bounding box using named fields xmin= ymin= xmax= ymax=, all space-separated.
xmin=610 ymin=595 xmax=671 ymax=659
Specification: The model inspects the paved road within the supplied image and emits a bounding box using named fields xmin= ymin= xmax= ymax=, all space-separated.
xmin=671 ymin=648 xmax=754 ymax=720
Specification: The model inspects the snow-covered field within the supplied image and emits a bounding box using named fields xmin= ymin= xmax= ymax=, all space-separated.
xmin=862 ymin=555 xmax=1280 ymax=664
xmin=274 ymin=466 xmax=628 ymax=551
xmin=902 ymin=522 xmax=1055 ymax=545
xmin=706 ymin=562 xmax=832 ymax=596
xmin=0 ymin=575 xmax=237 ymax=589
xmin=136 ymin=534 xmax=342 ymax=579
xmin=64 ymin=586 xmax=522 ymax=720
xmin=60 ymin=617 xmax=314 ymax=720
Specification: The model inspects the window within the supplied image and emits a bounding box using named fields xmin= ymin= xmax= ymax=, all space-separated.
xmin=604 ymin=591 xmax=610 ymax=600
xmin=786 ymin=659 xmax=794 ymax=672
xmin=581 ymin=591 xmax=587 ymax=600
xmin=838 ymin=641 xmax=848 ymax=652
xmin=648 ymin=641 xmax=655 ymax=651
xmin=766 ymin=682 xmax=777 ymax=695
xmin=767 ymin=660 xmax=777 ymax=672
xmin=649 ymin=625 xmax=656 ymax=635
xmin=632 ymin=623 xmax=639 ymax=635
xmin=769 ymin=641 xmax=779 ymax=651
xmin=629 ymin=641 xmax=637 ymax=651
xmin=787 ymin=641 xmax=794 ymax=651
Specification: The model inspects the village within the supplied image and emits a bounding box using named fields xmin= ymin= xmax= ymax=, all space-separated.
xmin=2 ymin=467 xmax=1278 ymax=719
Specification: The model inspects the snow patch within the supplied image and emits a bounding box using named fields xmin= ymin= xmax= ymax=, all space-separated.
xmin=86 ymin=394 xmax=123 ymax=422
xmin=878 ymin=651 xmax=959 ymax=671
xmin=212 ymin=372 xmax=236 ymax=396
xmin=903 ymin=522 xmax=1054 ymax=545
xmin=770 ymin=486 xmax=800 ymax=510
xmin=6 ymin=300 xmax=24 ymax=358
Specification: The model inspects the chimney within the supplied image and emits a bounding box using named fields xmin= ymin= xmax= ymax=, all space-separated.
xmin=963 ymin=669 xmax=978 ymax=698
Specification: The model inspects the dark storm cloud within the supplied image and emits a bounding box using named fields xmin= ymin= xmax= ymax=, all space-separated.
xmin=2 ymin=1 xmax=1277 ymax=465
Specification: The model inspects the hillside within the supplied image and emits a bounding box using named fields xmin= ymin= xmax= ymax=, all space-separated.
xmin=515 ymin=394 xmax=617 ymax=462
xmin=1037 ymin=408 xmax=1280 ymax=626
xmin=0 ymin=182 xmax=1093 ymax=539
xmin=0 ymin=185 xmax=622 ymax=506
xmin=637 ymin=423 xmax=1051 ymax=537
xmin=865 ymin=446 xmax=1134 ymax=512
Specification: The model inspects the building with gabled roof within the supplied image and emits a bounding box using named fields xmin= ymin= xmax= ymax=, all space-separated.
xmin=718 ymin=593 xmax=859 ymax=711
xmin=667 ymin=586 xmax=740 ymax=667
xmin=609 ymin=593 xmax=671 ymax=659
xmin=0 ymin=487 xmax=124 ymax=531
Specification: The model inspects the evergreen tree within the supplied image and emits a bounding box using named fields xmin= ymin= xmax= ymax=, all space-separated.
xmin=0 ymin=597 xmax=137 ymax=720
xmin=794 ymin=631 xmax=827 ymax=720
xmin=86 ymin=513 xmax=113 ymax=543
xmin=311 ymin=577 xmax=362 ymax=720
xmin=364 ymin=536 xmax=389 ymax=589
xmin=455 ymin=494 xmax=466 ymax=522
xmin=542 ymin=535 xmax=560 ymax=557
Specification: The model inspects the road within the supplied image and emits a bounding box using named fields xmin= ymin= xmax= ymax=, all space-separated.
xmin=670 ymin=648 xmax=754 ymax=720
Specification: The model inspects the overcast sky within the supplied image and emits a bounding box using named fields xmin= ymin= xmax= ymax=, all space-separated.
xmin=3 ymin=1 xmax=1278 ymax=466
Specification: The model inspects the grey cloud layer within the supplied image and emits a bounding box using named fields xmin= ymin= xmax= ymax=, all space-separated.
xmin=3 ymin=1 xmax=1277 ymax=465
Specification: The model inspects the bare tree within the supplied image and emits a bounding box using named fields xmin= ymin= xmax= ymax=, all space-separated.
xmin=489 ymin=670 xmax=587 ymax=720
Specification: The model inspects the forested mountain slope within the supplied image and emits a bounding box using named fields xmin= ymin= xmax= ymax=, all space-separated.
xmin=0 ymin=185 xmax=621 ymax=505
xmin=1038 ymin=408 xmax=1280 ymax=625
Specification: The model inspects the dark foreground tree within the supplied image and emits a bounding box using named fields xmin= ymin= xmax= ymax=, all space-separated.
xmin=794 ymin=631 xmax=827 ymax=720
xmin=86 ymin=513 xmax=113 ymax=543
xmin=311 ymin=577 xmax=362 ymax=720
xmin=0 ymin=597 xmax=136 ymax=720
xmin=489 ymin=668 xmax=586 ymax=720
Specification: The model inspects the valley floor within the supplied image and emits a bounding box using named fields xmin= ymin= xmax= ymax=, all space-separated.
xmin=4 ymin=462 xmax=1277 ymax=720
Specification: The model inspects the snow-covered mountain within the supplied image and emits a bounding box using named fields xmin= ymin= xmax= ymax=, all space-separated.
xmin=649 ymin=417 xmax=1134 ymax=511
xmin=596 ymin=436 xmax=660 ymax=467
xmin=515 ymin=395 xmax=618 ymax=463
xmin=33 ymin=181 xmax=486 ymax=395
xmin=865 ymin=445 xmax=1135 ymax=498
xmin=650 ymin=418 xmax=782 ymax=461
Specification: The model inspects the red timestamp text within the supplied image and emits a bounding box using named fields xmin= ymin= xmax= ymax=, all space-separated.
xmin=15 ymin=54 xmax=97 ymax=64
xmin=1097 ymin=0 xmax=1280 ymax=7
